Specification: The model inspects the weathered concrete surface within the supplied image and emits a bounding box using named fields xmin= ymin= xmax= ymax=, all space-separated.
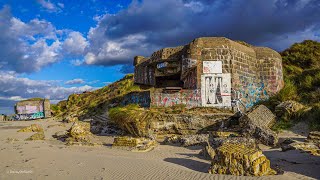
xmin=163 ymin=134 xmax=209 ymax=146
xmin=54 ymin=122 xmax=102 ymax=146
xmin=307 ymin=131 xmax=320 ymax=145
xmin=17 ymin=124 xmax=44 ymax=132
xmin=134 ymin=37 xmax=284 ymax=109
xmin=0 ymin=115 xmax=6 ymax=121
xmin=15 ymin=98 xmax=51 ymax=120
xmin=209 ymin=142 xmax=277 ymax=176
xmin=113 ymin=136 xmax=157 ymax=152
xmin=239 ymin=105 xmax=278 ymax=146
xmin=25 ymin=132 xmax=45 ymax=141
xmin=281 ymin=140 xmax=320 ymax=156
xmin=275 ymin=100 xmax=304 ymax=119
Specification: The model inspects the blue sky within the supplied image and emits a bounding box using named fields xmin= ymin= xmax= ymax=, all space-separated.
xmin=0 ymin=0 xmax=319 ymax=114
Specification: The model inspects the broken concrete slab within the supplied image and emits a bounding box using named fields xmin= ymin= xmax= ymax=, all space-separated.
xmin=208 ymin=137 xmax=276 ymax=176
xmin=17 ymin=124 xmax=44 ymax=133
xmin=307 ymin=131 xmax=320 ymax=145
xmin=25 ymin=132 xmax=45 ymax=141
xmin=239 ymin=105 xmax=278 ymax=146
xmin=113 ymin=136 xmax=157 ymax=152
xmin=275 ymin=100 xmax=304 ymax=119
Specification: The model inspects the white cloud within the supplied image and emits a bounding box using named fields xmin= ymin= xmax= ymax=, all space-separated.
xmin=65 ymin=78 xmax=85 ymax=85
xmin=62 ymin=31 xmax=88 ymax=55
xmin=0 ymin=7 xmax=89 ymax=73
xmin=184 ymin=1 xmax=204 ymax=13
xmin=71 ymin=59 xmax=84 ymax=66
xmin=0 ymin=96 xmax=26 ymax=101
xmin=0 ymin=71 xmax=95 ymax=104
xmin=37 ymin=0 xmax=62 ymax=12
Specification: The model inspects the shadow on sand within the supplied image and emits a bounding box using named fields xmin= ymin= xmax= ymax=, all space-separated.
xmin=264 ymin=149 xmax=320 ymax=179
xmin=164 ymin=157 xmax=210 ymax=173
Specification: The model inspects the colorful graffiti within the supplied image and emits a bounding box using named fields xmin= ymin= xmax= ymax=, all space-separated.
xmin=201 ymin=73 xmax=232 ymax=107
xmin=121 ymin=91 xmax=151 ymax=107
xmin=182 ymin=57 xmax=197 ymax=74
xmin=235 ymin=76 xmax=269 ymax=108
xmin=151 ymin=90 xmax=201 ymax=108
xmin=16 ymin=105 xmax=44 ymax=114
xmin=15 ymin=111 xmax=44 ymax=120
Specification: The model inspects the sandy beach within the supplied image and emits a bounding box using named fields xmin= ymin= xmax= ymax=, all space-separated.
xmin=0 ymin=119 xmax=319 ymax=180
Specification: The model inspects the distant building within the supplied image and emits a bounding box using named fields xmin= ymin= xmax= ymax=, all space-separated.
xmin=132 ymin=37 xmax=284 ymax=110
xmin=0 ymin=114 xmax=6 ymax=121
xmin=15 ymin=98 xmax=51 ymax=120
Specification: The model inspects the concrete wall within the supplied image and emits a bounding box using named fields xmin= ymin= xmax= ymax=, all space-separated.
xmin=0 ymin=115 xmax=6 ymax=121
xmin=120 ymin=91 xmax=151 ymax=107
xmin=133 ymin=37 xmax=284 ymax=110
xmin=15 ymin=99 xmax=51 ymax=120
xmin=151 ymin=89 xmax=201 ymax=108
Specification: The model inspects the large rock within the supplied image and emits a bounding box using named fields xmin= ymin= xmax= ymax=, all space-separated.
xmin=239 ymin=105 xmax=278 ymax=146
xmin=163 ymin=134 xmax=209 ymax=146
xmin=109 ymin=105 xmax=233 ymax=137
xmin=206 ymin=137 xmax=276 ymax=176
xmin=209 ymin=142 xmax=277 ymax=176
xmin=25 ymin=132 xmax=45 ymax=141
xmin=17 ymin=124 xmax=44 ymax=133
xmin=200 ymin=137 xmax=257 ymax=161
xmin=113 ymin=136 xmax=157 ymax=152
xmin=307 ymin=131 xmax=320 ymax=145
xmin=275 ymin=100 xmax=304 ymax=119
xmin=281 ymin=141 xmax=320 ymax=156
xmin=54 ymin=122 xmax=101 ymax=146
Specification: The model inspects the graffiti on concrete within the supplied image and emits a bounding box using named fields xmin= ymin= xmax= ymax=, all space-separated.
xmin=151 ymin=90 xmax=201 ymax=108
xmin=121 ymin=91 xmax=151 ymax=107
xmin=181 ymin=57 xmax=197 ymax=74
xmin=16 ymin=105 xmax=44 ymax=114
xmin=201 ymin=73 xmax=232 ymax=107
xmin=15 ymin=111 xmax=44 ymax=120
xmin=235 ymin=76 xmax=269 ymax=108
xmin=183 ymin=68 xmax=197 ymax=89
xmin=31 ymin=112 xmax=45 ymax=119
xmin=203 ymin=61 xmax=222 ymax=74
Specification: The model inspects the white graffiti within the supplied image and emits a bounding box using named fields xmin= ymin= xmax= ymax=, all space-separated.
xmin=201 ymin=73 xmax=231 ymax=107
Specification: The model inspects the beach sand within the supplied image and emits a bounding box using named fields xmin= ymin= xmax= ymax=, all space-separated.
xmin=0 ymin=119 xmax=319 ymax=180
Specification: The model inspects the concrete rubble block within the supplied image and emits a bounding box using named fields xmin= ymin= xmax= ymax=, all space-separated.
xmin=240 ymin=105 xmax=276 ymax=128
xmin=25 ymin=132 xmax=45 ymax=141
xmin=281 ymin=141 xmax=320 ymax=156
xmin=163 ymin=134 xmax=209 ymax=146
xmin=211 ymin=131 xmax=239 ymax=138
xmin=239 ymin=105 xmax=278 ymax=146
xmin=113 ymin=136 xmax=157 ymax=152
xmin=201 ymin=137 xmax=257 ymax=161
xmin=209 ymin=142 xmax=277 ymax=176
xmin=179 ymin=134 xmax=209 ymax=146
xmin=275 ymin=100 xmax=304 ymax=118
xmin=63 ymin=115 xmax=79 ymax=123
xmin=54 ymin=122 xmax=101 ymax=146
xmin=307 ymin=131 xmax=320 ymax=145
xmin=17 ymin=124 xmax=44 ymax=133
xmin=208 ymin=137 xmax=257 ymax=149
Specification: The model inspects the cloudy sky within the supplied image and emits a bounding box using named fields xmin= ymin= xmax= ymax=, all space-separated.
xmin=0 ymin=0 xmax=319 ymax=114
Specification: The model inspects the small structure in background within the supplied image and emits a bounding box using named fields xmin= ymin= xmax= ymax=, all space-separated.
xmin=14 ymin=98 xmax=51 ymax=120
xmin=0 ymin=114 xmax=6 ymax=121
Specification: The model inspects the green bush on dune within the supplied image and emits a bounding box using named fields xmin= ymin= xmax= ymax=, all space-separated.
xmin=269 ymin=40 xmax=320 ymax=130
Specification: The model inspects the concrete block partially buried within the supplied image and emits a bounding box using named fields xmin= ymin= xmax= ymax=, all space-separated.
xmin=239 ymin=105 xmax=278 ymax=146
xmin=240 ymin=105 xmax=276 ymax=128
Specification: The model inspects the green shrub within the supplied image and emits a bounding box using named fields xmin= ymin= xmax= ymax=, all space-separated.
xmin=276 ymin=80 xmax=298 ymax=102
